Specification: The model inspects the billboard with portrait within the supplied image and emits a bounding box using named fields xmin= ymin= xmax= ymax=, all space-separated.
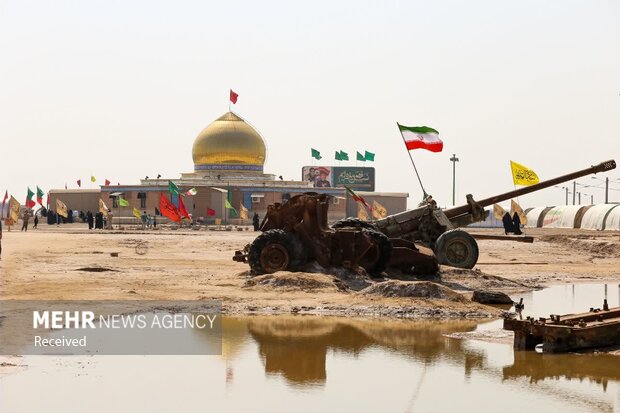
xmin=302 ymin=166 xmax=375 ymax=191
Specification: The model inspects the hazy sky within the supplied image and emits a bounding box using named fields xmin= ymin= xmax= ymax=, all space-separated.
xmin=1 ymin=0 xmax=619 ymax=209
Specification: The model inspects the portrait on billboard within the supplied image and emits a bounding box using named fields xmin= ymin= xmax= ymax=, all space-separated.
xmin=303 ymin=166 xmax=332 ymax=188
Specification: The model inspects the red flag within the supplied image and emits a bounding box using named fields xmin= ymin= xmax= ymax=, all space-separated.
xmin=77 ymin=179 xmax=81 ymax=188
xmin=105 ymin=179 xmax=111 ymax=186
xmin=229 ymin=89 xmax=238 ymax=104
xmin=159 ymin=193 xmax=181 ymax=222
xmin=206 ymin=207 xmax=216 ymax=217
xmin=178 ymin=196 xmax=191 ymax=220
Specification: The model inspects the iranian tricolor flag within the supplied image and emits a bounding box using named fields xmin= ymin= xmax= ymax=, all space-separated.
xmin=397 ymin=124 xmax=443 ymax=153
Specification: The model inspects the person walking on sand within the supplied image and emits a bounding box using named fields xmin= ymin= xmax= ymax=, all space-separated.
xmin=87 ymin=211 xmax=94 ymax=230
xmin=33 ymin=213 xmax=39 ymax=229
xmin=21 ymin=211 xmax=30 ymax=232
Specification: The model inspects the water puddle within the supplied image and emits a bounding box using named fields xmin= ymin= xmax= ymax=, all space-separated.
xmin=1 ymin=283 xmax=619 ymax=413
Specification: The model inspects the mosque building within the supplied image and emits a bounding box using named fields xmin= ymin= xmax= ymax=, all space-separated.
xmin=49 ymin=111 xmax=408 ymax=224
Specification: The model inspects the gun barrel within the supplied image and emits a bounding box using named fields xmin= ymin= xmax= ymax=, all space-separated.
xmin=444 ymin=159 xmax=616 ymax=219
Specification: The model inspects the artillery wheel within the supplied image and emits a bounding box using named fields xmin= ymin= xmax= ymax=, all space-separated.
xmin=332 ymin=218 xmax=377 ymax=230
xmin=248 ymin=229 xmax=307 ymax=275
xmin=359 ymin=229 xmax=392 ymax=275
xmin=434 ymin=229 xmax=479 ymax=269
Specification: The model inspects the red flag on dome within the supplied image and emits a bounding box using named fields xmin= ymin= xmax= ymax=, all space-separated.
xmin=229 ymin=89 xmax=238 ymax=104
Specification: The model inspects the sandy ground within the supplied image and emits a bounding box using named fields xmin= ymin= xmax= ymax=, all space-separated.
xmin=1 ymin=224 xmax=619 ymax=319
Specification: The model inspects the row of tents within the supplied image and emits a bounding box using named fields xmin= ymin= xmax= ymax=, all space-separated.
xmin=469 ymin=203 xmax=620 ymax=230
xmin=524 ymin=204 xmax=620 ymax=230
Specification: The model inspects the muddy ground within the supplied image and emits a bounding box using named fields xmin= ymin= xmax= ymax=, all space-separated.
xmin=1 ymin=225 xmax=618 ymax=318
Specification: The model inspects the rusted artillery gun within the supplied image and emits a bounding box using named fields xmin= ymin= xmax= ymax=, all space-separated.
xmin=233 ymin=160 xmax=616 ymax=275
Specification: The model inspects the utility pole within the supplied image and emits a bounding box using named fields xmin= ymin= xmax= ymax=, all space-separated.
xmin=605 ymin=177 xmax=609 ymax=204
xmin=563 ymin=187 xmax=568 ymax=205
xmin=450 ymin=154 xmax=459 ymax=206
xmin=572 ymin=181 xmax=576 ymax=205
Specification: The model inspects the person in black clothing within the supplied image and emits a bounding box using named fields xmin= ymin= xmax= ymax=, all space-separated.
xmin=33 ymin=214 xmax=39 ymax=229
xmin=95 ymin=212 xmax=103 ymax=229
xmin=252 ymin=213 xmax=260 ymax=231
xmin=512 ymin=212 xmax=523 ymax=235
xmin=87 ymin=211 xmax=94 ymax=230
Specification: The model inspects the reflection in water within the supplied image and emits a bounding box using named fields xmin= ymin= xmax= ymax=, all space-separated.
xmin=221 ymin=313 xmax=619 ymax=400
xmin=504 ymin=351 xmax=620 ymax=390
xmin=222 ymin=316 xmax=481 ymax=385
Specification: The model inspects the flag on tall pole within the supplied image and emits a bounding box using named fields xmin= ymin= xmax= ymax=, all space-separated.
xmin=230 ymin=89 xmax=239 ymax=104
xmin=91 ymin=175 xmax=96 ymax=183
xmin=224 ymin=199 xmax=238 ymax=216
xmin=311 ymin=148 xmax=322 ymax=160
xmin=118 ymin=197 xmax=129 ymax=207
xmin=364 ymin=151 xmax=375 ymax=161
xmin=25 ymin=188 xmax=36 ymax=209
xmin=339 ymin=151 xmax=349 ymax=161
xmin=36 ymin=186 xmax=45 ymax=205
xmin=168 ymin=180 xmax=181 ymax=196
xmin=396 ymin=123 xmax=436 ymax=197
xmin=397 ymin=124 xmax=443 ymax=153
xmin=105 ymin=179 xmax=111 ymax=186
xmin=510 ymin=161 xmax=540 ymax=186
xmin=77 ymin=179 xmax=81 ymax=188
xmin=159 ymin=193 xmax=182 ymax=222
xmin=356 ymin=152 xmax=366 ymax=162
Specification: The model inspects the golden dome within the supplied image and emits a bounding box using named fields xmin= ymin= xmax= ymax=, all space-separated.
xmin=192 ymin=112 xmax=266 ymax=172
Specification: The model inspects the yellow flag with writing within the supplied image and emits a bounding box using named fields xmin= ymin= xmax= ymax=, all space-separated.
xmin=357 ymin=204 xmax=369 ymax=221
xmin=56 ymin=199 xmax=68 ymax=218
xmin=510 ymin=161 xmax=539 ymax=186
xmin=133 ymin=207 xmax=142 ymax=219
xmin=371 ymin=200 xmax=387 ymax=219
xmin=510 ymin=200 xmax=528 ymax=225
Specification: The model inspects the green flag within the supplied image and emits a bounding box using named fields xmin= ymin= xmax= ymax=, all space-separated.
xmin=311 ymin=148 xmax=322 ymax=160
xmin=225 ymin=199 xmax=238 ymax=216
xmin=168 ymin=180 xmax=180 ymax=195
xmin=365 ymin=151 xmax=375 ymax=161
xmin=36 ymin=186 xmax=45 ymax=198
xmin=339 ymin=151 xmax=349 ymax=161
xmin=356 ymin=152 xmax=365 ymax=161
xmin=118 ymin=197 xmax=129 ymax=207
xmin=335 ymin=151 xmax=342 ymax=161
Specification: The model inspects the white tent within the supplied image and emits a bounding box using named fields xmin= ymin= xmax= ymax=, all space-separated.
xmin=580 ymin=204 xmax=620 ymax=230
xmin=603 ymin=204 xmax=620 ymax=231
xmin=542 ymin=205 xmax=588 ymax=228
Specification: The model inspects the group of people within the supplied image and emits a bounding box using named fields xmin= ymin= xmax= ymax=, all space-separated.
xmin=502 ymin=212 xmax=523 ymax=235
xmin=20 ymin=210 xmax=39 ymax=232
xmin=84 ymin=211 xmax=109 ymax=230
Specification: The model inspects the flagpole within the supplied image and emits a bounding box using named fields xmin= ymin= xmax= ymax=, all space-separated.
xmin=398 ymin=123 xmax=428 ymax=198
